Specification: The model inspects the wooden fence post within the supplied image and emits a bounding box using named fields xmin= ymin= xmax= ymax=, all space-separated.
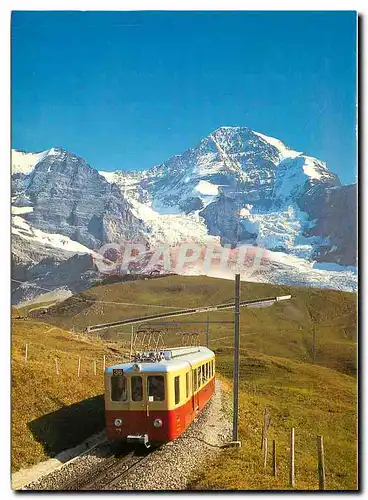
xmin=24 ymin=344 xmax=28 ymax=364
xmin=272 ymin=439 xmax=277 ymax=477
xmin=93 ymin=360 xmax=97 ymax=376
xmin=289 ymin=427 xmax=295 ymax=488
xmin=55 ymin=358 xmax=59 ymax=375
xmin=261 ymin=407 xmax=271 ymax=449
xmin=77 ymin=356 xmax=81 ymax=377
xmin=103 ymin=355 xmax=106 ymax=372
xmin=317 ymin=435 xmax=325 ymax=490
xmin=263 ymin=437 xmax=268 ymax=468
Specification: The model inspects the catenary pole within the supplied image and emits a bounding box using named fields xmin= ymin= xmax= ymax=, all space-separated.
xmin=232 ymin=273 xmax=241 ymax=445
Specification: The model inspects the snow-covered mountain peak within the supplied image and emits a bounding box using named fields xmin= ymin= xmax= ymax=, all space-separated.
xmin=11 ymin=147 xmax=89 ymax=177
xmin=253 ymin=130 xmax=301 ymax=161
xmin=11 ymin=149 xmax=50 ymax=175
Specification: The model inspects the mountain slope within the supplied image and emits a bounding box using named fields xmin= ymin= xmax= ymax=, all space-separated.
xmin=11 ymin=311 xmax=129 ymax=472
xmin=15 ymin=148 xmax=146 ymax=249
xmin=30 ymin=274 xmax=357 ymax=377
xmin=12 ymin=274 xmax=357 ymax=485
xmin=11 ymin=148 xmax=148 ymax=304
xmin=11 ymin=127 xmax=357 ymax=304
xmin=100 ymin=126 xmax=350 ymax=265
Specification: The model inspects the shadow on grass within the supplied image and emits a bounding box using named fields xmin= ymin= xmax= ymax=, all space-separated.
xmin=28 ymin=394 xmax=105 ymax=460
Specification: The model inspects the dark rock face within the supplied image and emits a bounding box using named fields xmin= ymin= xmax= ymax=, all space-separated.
xmin=20 ymin=148 xmax=146 ymax=249
xmin=179 ymin=197 xmax=204 ymax=213
xmin=12 ymin=173 xmax=28 ymax=198
xmin=11 ymin=250 xmax=97 ymax=306
xmin=200 ymin=195 xmax=257 ymax=247
xmin=298 ymin=184 xmax=357 ymax=266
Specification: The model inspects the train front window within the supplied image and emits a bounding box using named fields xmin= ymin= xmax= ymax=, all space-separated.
xmin=148 ymin=376 xmax=165 ymax=401
xmin=111 ymin=375 xmax=127 ymax=402
xmin=131 ymin=376 xmax=143 ymax=401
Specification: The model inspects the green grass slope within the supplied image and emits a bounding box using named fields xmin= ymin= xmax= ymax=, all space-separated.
xmin=28 ymin=276 xmax=357 ymax=376
xmin=13 ymin=276 xmax=357 ymax=490
xmin=11 ymin=312 xmax=128 ymax=472
xmin=190 ymin=353 xmax=357 ymax=490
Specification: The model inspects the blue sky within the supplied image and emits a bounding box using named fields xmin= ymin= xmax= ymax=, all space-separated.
xmin=12 ymin=11 xmax=357 ymax=184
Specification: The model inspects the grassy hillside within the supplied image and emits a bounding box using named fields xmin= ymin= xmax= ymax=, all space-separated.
xmin=190 ymin=353 xmax=357 ymax=490
xmin=11 ymin=312 xmax=128 ymax=472
xmin=27 ymin=276 xmax=357 ymax=376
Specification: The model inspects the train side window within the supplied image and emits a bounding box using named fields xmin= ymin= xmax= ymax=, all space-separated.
xmin=111 ymin=375 xmax=127 ymax=402
xmin=186 ymin=372 xmax=189 ymax=398
xmin=148 ymin=375 xmax=165 ymax=401
xmin=210 ymin=360 xmax=213 ymax=377
xmin=131 ymin=376 xmax=143 ymax=401
xmin=208 ymin=362 xmax=211 ymax=378
xmin=193 ymin=368 xmax=197 ymax=391
xmin=174 ymin=376 xmax=180 ymax=404
xmin=197 ymin=367 xmax=202 ymax=387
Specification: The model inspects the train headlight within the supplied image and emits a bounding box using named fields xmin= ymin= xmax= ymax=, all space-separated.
xmin=153 ymin=418 xmax=163 ymax=428
xmin=114 ymin=418 xmax=123 ymax=427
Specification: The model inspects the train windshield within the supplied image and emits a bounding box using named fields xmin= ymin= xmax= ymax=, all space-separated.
xmin=111 ymin=375 xmax=127 ymax=402
xmin=131 ymin=376 xmax=143 ymax=401
xmin=148 ymin=375 xmax=165 ymax=401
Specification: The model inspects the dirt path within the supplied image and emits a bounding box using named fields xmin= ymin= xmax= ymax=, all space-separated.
xmin=11 ymin=431 xmax=106 ymax=490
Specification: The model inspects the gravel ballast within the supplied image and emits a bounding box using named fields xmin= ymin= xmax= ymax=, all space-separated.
xmin=24 ymin=379 xmax=231 ymax=491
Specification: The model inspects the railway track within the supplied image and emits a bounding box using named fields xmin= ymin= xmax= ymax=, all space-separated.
xmin=61 ymin=448 xmax=152 ymax=491
xmin=86 ymin=295 xmax=292 ymax=332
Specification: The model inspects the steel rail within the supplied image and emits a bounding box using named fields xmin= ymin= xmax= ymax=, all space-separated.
xmin=99 ymin=452 xmax=153 ymax=490
xmin=61 ymin=450 xmax=135 ymax=491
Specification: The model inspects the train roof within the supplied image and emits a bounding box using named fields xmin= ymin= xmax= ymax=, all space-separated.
xmin=105 ymin=346 xmax=214 ymax=374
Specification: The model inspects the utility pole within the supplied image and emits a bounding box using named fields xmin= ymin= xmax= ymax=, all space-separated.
xmin=130 ymin=325 xmax=134 ymax=361
xmin=231 ymin=273 xmax=241 ymax=447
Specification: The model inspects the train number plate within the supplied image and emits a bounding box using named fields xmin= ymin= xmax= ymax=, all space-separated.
xmin=113 ymin=369 xmax=123 ymax=376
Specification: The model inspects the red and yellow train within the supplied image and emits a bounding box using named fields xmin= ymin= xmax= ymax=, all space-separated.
xmin=104 ymin=346 xmax=215 ymax=447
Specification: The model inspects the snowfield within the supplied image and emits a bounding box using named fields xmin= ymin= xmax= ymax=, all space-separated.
xmin=12 ymin=209 xmax=98 ymax=258
xmin=127 ymin=197 xmax=218 ymax=246
xmin=12 ymin=150 xmax=49 ymax=175
xmin=183 ymin=247 xmax=357 ymax=293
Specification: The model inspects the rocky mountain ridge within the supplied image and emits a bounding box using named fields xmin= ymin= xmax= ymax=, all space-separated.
xmin=11 ymin=126 xmax=357 ymax=304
